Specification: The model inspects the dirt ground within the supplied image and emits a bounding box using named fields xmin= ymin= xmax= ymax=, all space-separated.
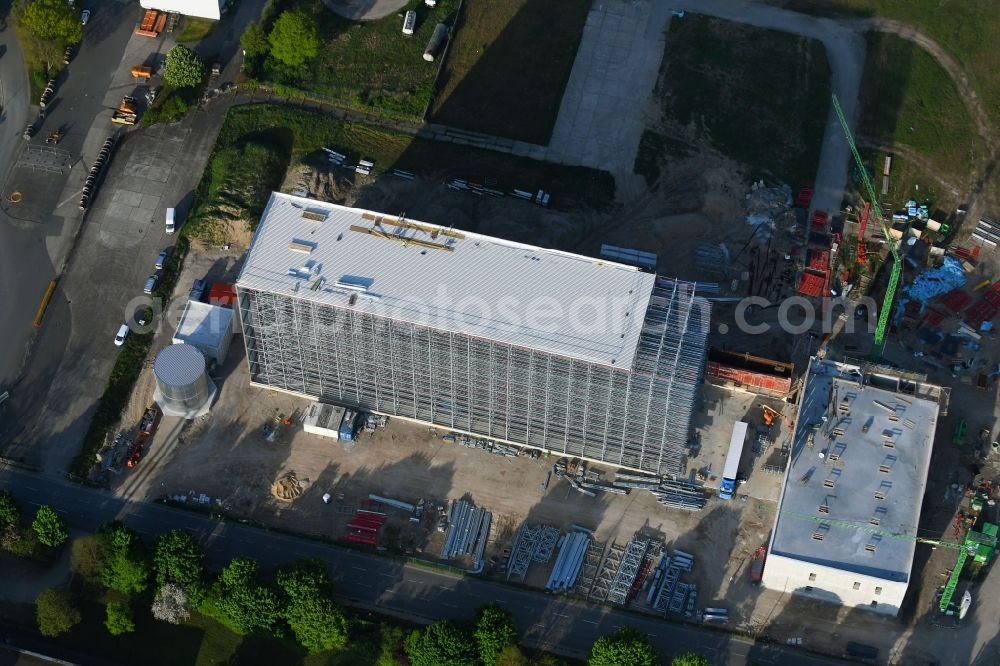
xmin=104 ymin=144 xmax=1000 ymax=661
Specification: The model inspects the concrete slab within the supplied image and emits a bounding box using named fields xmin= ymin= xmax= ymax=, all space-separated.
xmin=546 ymin=0 xmax=670 ymax=180
xmin=139 ymin=193 xmax=161 ymax=210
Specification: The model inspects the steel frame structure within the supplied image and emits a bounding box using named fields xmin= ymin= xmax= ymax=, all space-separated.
xmin=237 ymin=277 xmax=709 ymax=474
xmin=606 ymin=538 xmax=649 ymax=605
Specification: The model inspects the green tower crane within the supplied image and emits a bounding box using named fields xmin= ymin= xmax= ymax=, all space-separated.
xmin=831 ymin=94 xmax=901 ymax=358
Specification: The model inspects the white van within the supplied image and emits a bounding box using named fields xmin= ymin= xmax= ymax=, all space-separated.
xmin=165 ymin=207 xmax=176 ymax=234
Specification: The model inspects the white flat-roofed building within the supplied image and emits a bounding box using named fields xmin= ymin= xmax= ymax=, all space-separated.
xmin=762 ymin=358 xmax=946 ymax=615
xmin=173 ymin=300 xmax=234 ymax=365
xmin=235 ymin=193 xmax=711 ymax=473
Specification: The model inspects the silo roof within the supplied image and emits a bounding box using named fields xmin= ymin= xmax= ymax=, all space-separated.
xmin=154 ymin=344 xmax=206 ymax=386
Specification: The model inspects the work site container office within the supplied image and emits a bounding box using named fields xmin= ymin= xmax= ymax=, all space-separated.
xmin=340 ymin=409 xmax=359 ymax=440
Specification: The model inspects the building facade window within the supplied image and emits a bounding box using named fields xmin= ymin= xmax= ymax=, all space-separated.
xmin=808 ymin=573 xmax=817 ymax=581
xmin=875 ymin=586 xmax=883 ymax=595
xmin=853 ymin=581 xmax=861 ymax=590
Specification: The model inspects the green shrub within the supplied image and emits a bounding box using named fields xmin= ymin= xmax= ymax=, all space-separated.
xmin=2 ymin=524 xmax=43 ymax=559
xmin=32 ymin=505 xmax=68 ymax=547
xmin=104 ymin=601 xmax=135 ymax=635
xmin=36 ymin=588 xmax=80 ymax=637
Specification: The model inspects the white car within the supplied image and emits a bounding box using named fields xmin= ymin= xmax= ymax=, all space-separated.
xmin=80 ymin=9 xmax=90 ymax=24
xmin=114 ymin=323 xmax=130 ymax=346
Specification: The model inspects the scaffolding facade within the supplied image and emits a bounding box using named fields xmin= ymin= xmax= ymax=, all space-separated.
xmin=237 ymin=277 xmax=709 ymax=474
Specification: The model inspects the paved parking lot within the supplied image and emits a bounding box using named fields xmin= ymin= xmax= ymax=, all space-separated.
xmin=91 ymin=127 xmax=190 ymax=242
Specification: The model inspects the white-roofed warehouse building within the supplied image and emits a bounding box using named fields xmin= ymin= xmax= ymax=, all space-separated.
xmin=762 ymin=358 xmax=947 ymax=615
xmin=235 ymin=193 xmax=711 ymax=474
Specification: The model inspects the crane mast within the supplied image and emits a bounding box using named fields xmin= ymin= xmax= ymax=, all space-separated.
xmin=831 ymin=95 xmax=901 ymax=358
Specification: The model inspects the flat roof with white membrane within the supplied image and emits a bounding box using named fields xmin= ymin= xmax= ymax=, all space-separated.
xmin=769 ymin=359 xmax=940 ymax=582
xmin=237 ymin=193 xmax=656 ymax=367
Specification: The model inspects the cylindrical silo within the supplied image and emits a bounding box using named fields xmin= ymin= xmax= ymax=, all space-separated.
xmin=154 ymin=344 xmax=212 ymax=416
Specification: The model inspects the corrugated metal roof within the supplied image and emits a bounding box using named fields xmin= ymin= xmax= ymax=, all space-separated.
xmin=237 ymin=193 xmax=655 ymax=367
xmin=174 ymin=301 xmax=234 ymax=349
xmin=154 ymin=344 xmax=206 ymax=387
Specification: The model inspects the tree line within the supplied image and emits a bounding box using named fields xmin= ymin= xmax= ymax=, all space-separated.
xmin=4 ymin=489 xmax=708 ymax=664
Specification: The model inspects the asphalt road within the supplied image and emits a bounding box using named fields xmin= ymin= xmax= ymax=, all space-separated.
xmin=0 ymin=0 xmax=138 ymax=389
xmin=0 ymin=467 xmax=849 ymax=666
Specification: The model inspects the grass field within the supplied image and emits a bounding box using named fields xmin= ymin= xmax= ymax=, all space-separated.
xmin=185 ymin=104 xmax=615 ymax=242
xmin=651 ymin=15 xmax=830 ymax=188
xmin=858 ymin=33 xmax=981 ymax=206
xmin=176 ymin=17 xmax=216 ymax=43
xmin=774 ymin=0 xmax=1000 ymax=125
xmin=429 ymin=0 xmax=590 ymax=144
xmin=248 ymin=0 xmax=458 ymax=120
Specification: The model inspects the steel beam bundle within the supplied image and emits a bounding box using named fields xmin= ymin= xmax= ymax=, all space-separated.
xmin=506 ymin=525 xmax=541 ymax=581
xmin=472 ymin=511 xmax=492 ymax=571
xmin=572 ymin=539 xmax=605 ymax=598
xmin=652 ymin=561 xmax=681 ymax=612
xmin=589 ymin=542 xmax=625 ymax=603
xmin=545 ymin=531 xmax=591 ymax=591
xmin=606 ymin=538 xmax=650 ymax=605
xmin=368 ymin=494 xmax=415 ymax=512
xmin=440 ymin=500 xmax=492 ymax=561
xmin=669 ymin=582 xmax=691 ymax=614
xmin=533 ymin=526 xmax=560 ymax=564
xmin=650 ymin=480 xmax=708 ymax=511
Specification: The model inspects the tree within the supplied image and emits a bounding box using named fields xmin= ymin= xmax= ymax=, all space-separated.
xmin=153 ymin=529 xmax=205 ymax=600
xmin=71 ymin=535 xmax=107 ymax=586
xmin=588 ymin=627 xmax=659 ymax=666
xmin=99 ymin=522 xmax=150 ymax=596
xmin=240 ymin=21 xmax=270 ymax=58
xmin=474 ymin=603 xmax=519 ymax=666
xmin=32 ymin=505 xmax=68 ymax=548
xmin=0 ymin=490 xmax=19 ymax=527
xmin=104 ymin=601 xmax=135 ymax=635
xmin=2 ymin=524 xmax=41 ymax=558
xmin=404 ymin=621 xmax=478 ymax=666
xmin=495 ymin=645 xmax=530 ymax=666
xmin=151 ymin=583 xmax=191 ymax=624
xmin=18 ymin=0 xmax=81 ymax=44
xmin=214 ymin=557 xmax=282 ymax=634
xmin=671 ymin=654 xmax=708 ymax=666
xmin=35 ymin=588 xmax=81 ymax=637
xmin=276 ymin=559 xmax=348 ymax=653
xmin=268 ymin=9 xmax=320 ymax=67
xmin=163 ymin=45 xmax=205 ymax=89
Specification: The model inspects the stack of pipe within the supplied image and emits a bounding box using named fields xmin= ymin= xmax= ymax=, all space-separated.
xmin=545 ymin=530 xmax=591 ymax=590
